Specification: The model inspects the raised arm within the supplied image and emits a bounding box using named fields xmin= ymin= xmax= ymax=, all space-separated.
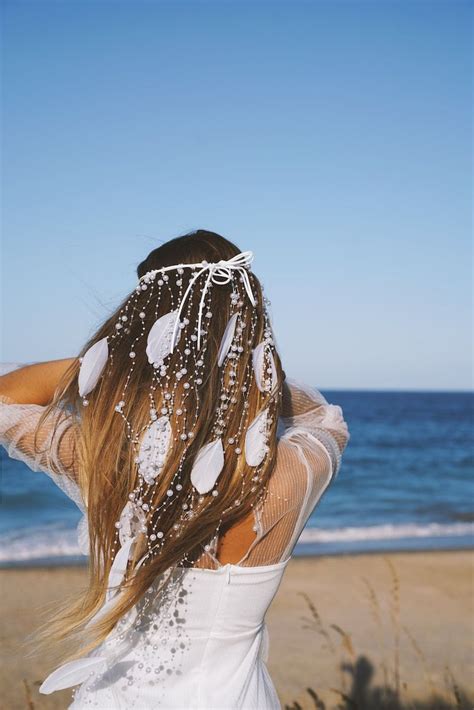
xmin=280 ymin=378 xmax=350 ymax=481
xmin=0 ymin=361 xmax=84 ymax=509
xmin=0 ymin=358 xmax=77 ymax=404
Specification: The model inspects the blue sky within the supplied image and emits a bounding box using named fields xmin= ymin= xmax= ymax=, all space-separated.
xmin=2 ymin=0 xmax=472 ymax=390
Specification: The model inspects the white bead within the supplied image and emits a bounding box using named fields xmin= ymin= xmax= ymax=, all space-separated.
xmin=129 ymin=351 xmax=136 ymax=358
xmin=139 ymin=311 xmax=146 ymax=319
xmin=157 ymin=531 xmax=164 ymax=538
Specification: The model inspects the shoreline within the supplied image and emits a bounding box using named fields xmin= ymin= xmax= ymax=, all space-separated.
xmin=1 ymin=549 xmax=473 ymax=709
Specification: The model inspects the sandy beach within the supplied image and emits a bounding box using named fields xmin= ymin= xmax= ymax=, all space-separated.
xmin=1 ymin=550 xmax=472 ymax=710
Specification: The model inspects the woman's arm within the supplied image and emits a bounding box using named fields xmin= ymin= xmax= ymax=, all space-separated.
xmin=0 ymin=359 xmax=82 ymax=492
xmin=280 ymin=378 xmax=350 ymax=481
xmin=0 ymin=358 xmax=77 ymax=405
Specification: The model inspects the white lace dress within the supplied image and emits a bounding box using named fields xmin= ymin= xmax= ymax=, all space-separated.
xmin=0 ymin=380 xmax=350 ymax=709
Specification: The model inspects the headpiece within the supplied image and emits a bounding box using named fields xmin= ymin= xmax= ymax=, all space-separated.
xmin=39 ymin=249 xmax=281 ymax=695
xmin=76 ymin=249 xmax=278 ymax=569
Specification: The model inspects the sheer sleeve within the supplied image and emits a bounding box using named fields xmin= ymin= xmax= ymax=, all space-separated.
xmin=279 ymin=378 xmax=349 ymax=480
xmin=238 ymin=378 xmax=350 ymax=566
xmin=0 ymin=394 xmax=85 ymax=512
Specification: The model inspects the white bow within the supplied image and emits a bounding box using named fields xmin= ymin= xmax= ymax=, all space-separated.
xmin=168 ymin=251 xmax=256 ymax=350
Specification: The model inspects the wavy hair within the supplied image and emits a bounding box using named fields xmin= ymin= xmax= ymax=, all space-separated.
xmin=35 ymin=230 xmax=283 ymax=659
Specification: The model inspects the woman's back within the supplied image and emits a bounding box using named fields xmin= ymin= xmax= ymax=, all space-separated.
xmin=0 ymin=232 xmax=350 ymax=708
xmin=0 ymin=379 xmax=349 ymax=708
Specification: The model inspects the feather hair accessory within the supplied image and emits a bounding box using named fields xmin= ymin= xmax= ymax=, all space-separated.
xmin=190 ymin=439 xmax=225 ymax=494
xmin=252 ymin=341 xmax=277 ymax=393
xmin=65 ymin=249 xmax=280 ymax=669
xmin=217 ymin=313 xmax=239 ymax=367
xmin=136 ymin=416 xmax=172 ymax=485
xmin=78 ymin=337 xmax=109 ymax=402
xmin=40 ymin=249 xmax=284 ymax=696
xmin=73 ymin=249 xmax=282 ymax=539
xmin=245 ymin=409 xmax=271 ymax=467
xmin=146 ymin=311 xmax=181 ymax=365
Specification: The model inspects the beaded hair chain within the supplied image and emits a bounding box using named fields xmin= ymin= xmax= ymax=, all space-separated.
xmin=77 ymin=251 xmax=279 ymax=574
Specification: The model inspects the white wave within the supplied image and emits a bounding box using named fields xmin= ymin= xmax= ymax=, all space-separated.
xmin=0 ymin=527 xmax=81 ymax=563
xmin=1 ymin=521 xmax=473 ymax=564
xmin=298 ymin=522 xmax=474 ymax=544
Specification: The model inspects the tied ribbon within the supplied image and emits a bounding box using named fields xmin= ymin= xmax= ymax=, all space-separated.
xmin=169 ymin=251 xmax=256 ymax=350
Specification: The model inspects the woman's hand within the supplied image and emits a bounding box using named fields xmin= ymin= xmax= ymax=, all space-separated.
xmin=0 ymin=358 xmax=77 ymax=405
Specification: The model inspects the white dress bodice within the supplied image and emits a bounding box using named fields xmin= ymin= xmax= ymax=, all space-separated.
xmin=70 ymin=560 xmax=290 ymax=709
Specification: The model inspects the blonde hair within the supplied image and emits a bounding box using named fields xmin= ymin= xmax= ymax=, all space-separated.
xmin=35 ymin=230 xmax=283 ymax=659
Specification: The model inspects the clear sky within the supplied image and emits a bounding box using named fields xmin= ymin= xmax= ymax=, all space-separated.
xmin=2 ymin=0 xmax=472 ymax=390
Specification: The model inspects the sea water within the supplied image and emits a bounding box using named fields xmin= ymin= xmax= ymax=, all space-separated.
xmin=0 ymin=389 xmax=472 ymax=566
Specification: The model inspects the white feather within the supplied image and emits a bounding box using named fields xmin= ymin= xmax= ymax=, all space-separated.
xmin=252 ymin=342 xmax=277 ymax=393
xmin=137 ymin=416 xmax=171 ymax=485
xmin=118 ymin=501 xmax=146 ymax=546
xmin=107 ymin=536 xmax=136 ymax=599
xmin=190 ymin=439 xmax=225 ymax=494
xmin=39 ymin=657 xmax=108 ymax=694
xmin=146 ymin=311 xmax=181 ymax=365
xmin=76 ymin=515 xmax=89 ymax=555
xmin=78 ymin=337 xmax=109 ymax=397
xmin=245 ymin=408 xmax=270 ymax=467
xmin=217 ymin=313 xmax=238 ymax=367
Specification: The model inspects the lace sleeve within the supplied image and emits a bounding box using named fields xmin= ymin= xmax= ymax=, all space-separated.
xmin=0 ymin=394 xmax=85 ymax=512
xmin=279 ymin=377 xmax=350 ymax=480
xmin=230 ymin=379 xmax=350 ymax=567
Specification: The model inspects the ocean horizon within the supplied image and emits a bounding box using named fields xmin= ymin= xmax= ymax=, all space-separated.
xmin=1 ymin=364 xmax=473 ymax=567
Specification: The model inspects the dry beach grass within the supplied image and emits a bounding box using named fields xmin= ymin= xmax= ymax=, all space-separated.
xmin=0 ymin=550 xmax=472 ymax=710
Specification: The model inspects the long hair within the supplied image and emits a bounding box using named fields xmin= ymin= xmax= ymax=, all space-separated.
xmin=35 ymin=230 xmax=283 ymax=658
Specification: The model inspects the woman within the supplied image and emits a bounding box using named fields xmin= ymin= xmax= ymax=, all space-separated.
xmin=0 ymin=230 xmax=350 ymax=709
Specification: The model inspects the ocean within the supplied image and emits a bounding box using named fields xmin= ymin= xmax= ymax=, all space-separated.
xmin=0 ymin=389 xmax=473 ymax=566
